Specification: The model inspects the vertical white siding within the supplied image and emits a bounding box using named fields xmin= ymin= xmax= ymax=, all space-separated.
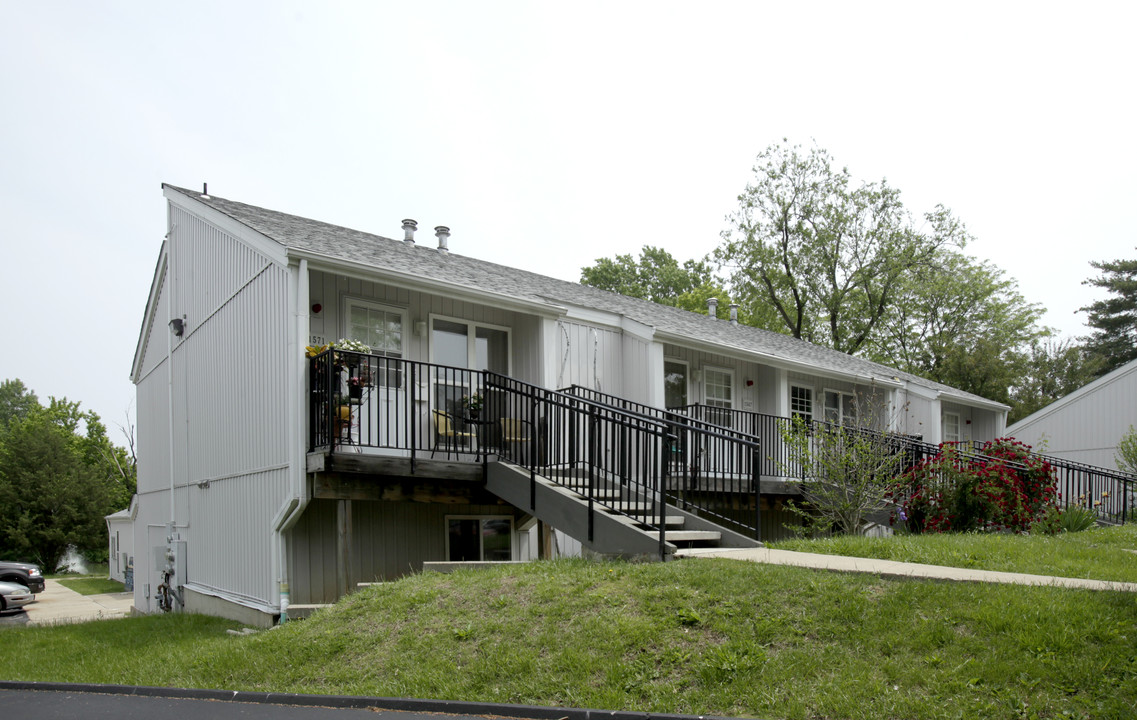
xmin=557 ymin=321 xmax=622 ymax=394
xmin=900 ymin=393 xmax=934 ymax=441
xmin=620 ymin=332 xmax=654 ymax=404
xmin=135 ymin=263 xmax=172 ymax=497
xmin=1006 ymin=363 xmax=1137 ymax=470
xmin=188 ymin=468 xmax=289 ymax=604
xmin=136 ymin=204 xmax=293 ymax=613
xmin=135 ymin=367 xmax=171 ymax=495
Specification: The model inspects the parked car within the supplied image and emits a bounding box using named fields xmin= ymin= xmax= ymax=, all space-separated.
xmin=0 ymin=561 xmax=45 ymax=593
xmin=0 ymin=580 xmax=34 ymax=612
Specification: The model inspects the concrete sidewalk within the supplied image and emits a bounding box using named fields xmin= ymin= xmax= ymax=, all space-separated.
xmin=675 ymin=547 xmax=1137 ymax=593
xmin=24 ymin=579 xmax=134 ymax=626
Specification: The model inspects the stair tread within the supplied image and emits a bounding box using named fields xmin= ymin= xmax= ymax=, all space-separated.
xmin=645 ymin=530 xmax=722 ymax=541
xmin=639 ymin=516 xmax=685 ymax=526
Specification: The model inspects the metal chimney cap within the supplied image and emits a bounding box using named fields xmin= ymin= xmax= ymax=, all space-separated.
xmin=434 ymin=226 xmax=450 ymax=253
xmin=402 ymin=219 xmax=418 ymax=244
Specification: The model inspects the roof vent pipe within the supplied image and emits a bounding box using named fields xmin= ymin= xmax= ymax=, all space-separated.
xmin=730 ymin=303 xmax=739 ymax=325
xmin=707 ymin=297 xmax=718 ymax=318
xmin=402 ymin=219 xmax=418 ymax=244
xmin=434 ymin=226 xmax=450 ymax=254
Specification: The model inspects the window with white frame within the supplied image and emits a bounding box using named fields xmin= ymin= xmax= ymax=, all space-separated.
xmin=942 ymin=412 xmax=961 ymax=443
xmin=431 ymin=317 xmax=511 ymax=415
xmin=430 ymin=317 xmax=510 ymax=373
xmin=790 ymin=385 xmax=813 ymax=422
xmin=446 ymin=516 xmax=513 ymax=562
xmin=344 ymin=299 xmax=405 ymax=387
xmin=703 ymin=366 xmax=733 ymax=427
xmin=823 ymin=390 xmax=856 ymax=426
xmin=704 ymin=367 xmax=733 ymax=407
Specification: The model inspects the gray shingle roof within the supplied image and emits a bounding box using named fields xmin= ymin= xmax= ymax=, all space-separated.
xmin=164 ymin=184 xmax=1004 ymax=408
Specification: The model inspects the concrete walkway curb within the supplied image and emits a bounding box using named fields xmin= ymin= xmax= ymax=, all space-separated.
xmin=0 ymin=681 xmax=742 ymax=720
xmin=675 ymin=547 xmax=1137 ymax=593
xmin=25 ymin=579 xmax=134 ymax=626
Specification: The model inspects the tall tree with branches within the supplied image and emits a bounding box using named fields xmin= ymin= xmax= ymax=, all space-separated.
xmin=0 ymin=383 xmax=135 ymax=570
xmin=1081 ymin=253 xmax=1137 ymax=375
xmin=868 ymin=250 xmax=1048 ymax=405
xmin=717 ymin=142 xmax=969 ymax=355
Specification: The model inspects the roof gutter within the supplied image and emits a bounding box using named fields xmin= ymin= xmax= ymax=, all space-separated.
xmin=289 ymin=248 xmax=569 ymax=319
xmin=937 ymin=391 xmax=1010 ymax=412
xmin=654 ymin=329 xmax=904 ymax=390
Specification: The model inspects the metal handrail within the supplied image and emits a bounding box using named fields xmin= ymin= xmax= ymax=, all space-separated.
xmin=308 ymin=352 xmax=684 ymax=557
xmin=559 ymin=386 xmax=763 ymax=540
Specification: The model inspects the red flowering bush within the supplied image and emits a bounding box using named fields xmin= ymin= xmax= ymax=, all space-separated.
xmin=889 ymin=439 xmax=1058 ymax=533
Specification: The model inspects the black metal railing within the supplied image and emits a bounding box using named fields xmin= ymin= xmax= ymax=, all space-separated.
xmin=310 ymin=349 xmax=497 ymax=467
xmin=560 ymin=387 xmax=763 ymax=539
xmin=967 ymin=441 xmax=1135 ymax=524
xmin=310 ymin=352 xmax=684 ymax=557
xmin=670 ymin=403 xmax=1135 ymax=525
xmin=487 ymin=373 xmax=681 ymax=556
xmin=310 ymin=353 xmax=1133 ymax=537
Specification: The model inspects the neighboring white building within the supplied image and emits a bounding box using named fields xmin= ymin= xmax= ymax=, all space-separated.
xmin=105 ymin=498 xmax=135 ymax=587
xmin=1006 ymin=358 xmax=1137 ymax=472
xmin=128 ymin=184 xmax=1011 ymax=625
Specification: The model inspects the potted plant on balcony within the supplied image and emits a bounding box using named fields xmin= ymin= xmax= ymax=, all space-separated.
xmin=332 ymin=338 xmax=371 ymax=368
xmin=461 ymin=392 xmax=484 ymax=420
xmin=347 ymin=376 xmax=364 ymax=401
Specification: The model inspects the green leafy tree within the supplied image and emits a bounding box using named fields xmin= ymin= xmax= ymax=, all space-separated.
xmin=0 ymin=384 xmax=135 ymax=569
xmin=868 ymin=250 xmax=1047 ymax=405
xmin=1117 ymin=425 xmax=1137 ymax=475
xmin=717 ymin=141 xmax=968 ymax=354
xmin=0 ymin=378 xmax=39 ymax=429
xmin=581 ymin=246 xmax=785 ymax=328
xmin=1007 ymin=339 xmax=1105 ymax=423
xmin=581 ymin=246 xmax=714 ymax=304
xmin=1081 ymin=253 xmax=1137 ymax=375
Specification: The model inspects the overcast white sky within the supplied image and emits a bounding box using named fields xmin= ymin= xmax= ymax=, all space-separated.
xmin=1 ymin=1 xmax=1134 ymax=432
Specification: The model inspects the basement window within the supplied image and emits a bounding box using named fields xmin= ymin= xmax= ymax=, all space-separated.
xmin=446 ymin=516 xmax=513 ymax=562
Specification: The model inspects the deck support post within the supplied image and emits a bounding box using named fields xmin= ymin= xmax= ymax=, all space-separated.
xmin=337 ymin=499 xmax=352 ymax=597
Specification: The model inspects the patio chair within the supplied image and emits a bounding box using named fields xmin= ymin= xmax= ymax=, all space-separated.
xmin=432 ymin=410 xmax=474 ymax=459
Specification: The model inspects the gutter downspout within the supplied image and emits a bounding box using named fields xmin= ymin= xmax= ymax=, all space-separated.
xmin=274 ymin=258 xmax=311 ymax=622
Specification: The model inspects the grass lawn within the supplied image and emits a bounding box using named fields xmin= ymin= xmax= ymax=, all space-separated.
xmin=56 ymin=577 xmax=126 ymax=595
xmin=2 ymin=554 xmax=1135 ymax=720
xmin=770 ymin=523 xmax=1137 ymax=584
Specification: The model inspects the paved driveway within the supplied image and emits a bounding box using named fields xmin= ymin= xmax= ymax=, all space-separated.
xmin=18 ymin=579 xmax=134 ymax=626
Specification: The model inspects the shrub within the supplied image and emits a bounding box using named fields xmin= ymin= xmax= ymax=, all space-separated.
xmin=889 ymin=439 xmax=1059 ymax=534
xmin=1117 ymin=425 xmax=1137 ymax=475
xmin=1058 ymin=505 xmax=1098 ymax=533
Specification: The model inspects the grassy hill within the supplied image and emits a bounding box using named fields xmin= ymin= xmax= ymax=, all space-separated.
xmin=5 ymin=527 xmax=1137 ymax=719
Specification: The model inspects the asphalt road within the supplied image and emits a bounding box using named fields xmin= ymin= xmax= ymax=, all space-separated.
xmin=1 ymin=689 xmax=533 ymax=720
xmin=0 ymin=608 xmax=29 ymax=627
